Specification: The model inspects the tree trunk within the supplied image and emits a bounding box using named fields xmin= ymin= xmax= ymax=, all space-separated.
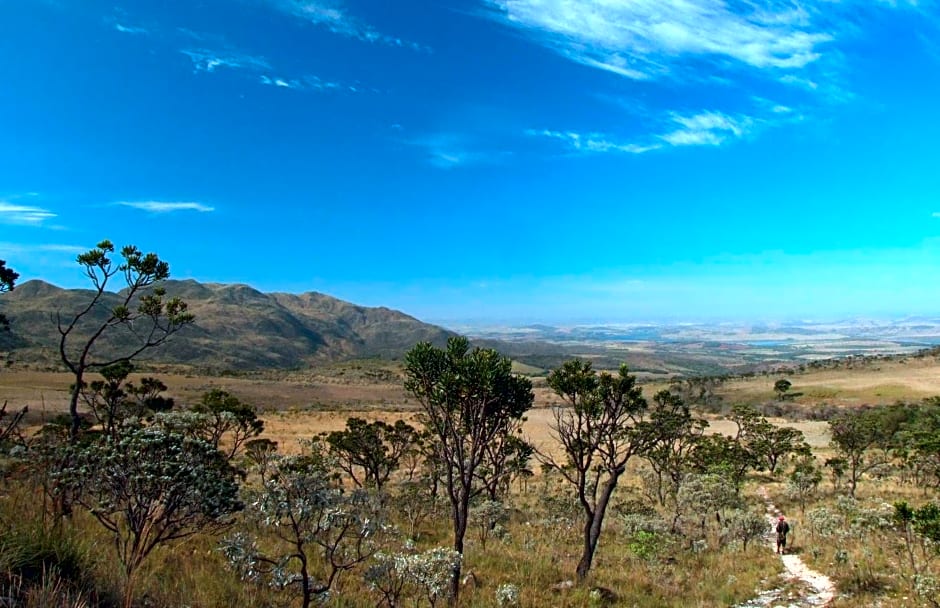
xmin=449 ymin=491 xmax=470 ymax=604
xmin=576 ymin=475 xmax=620 ymax=581
xmin=300 ymin=553 xmax=311 ymax=608
xmin=68 ymin=373 xmax=83 ymax=441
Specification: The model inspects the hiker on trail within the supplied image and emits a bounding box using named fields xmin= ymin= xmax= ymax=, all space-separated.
xmin=776 ymin=515 xmax=790 ymax=554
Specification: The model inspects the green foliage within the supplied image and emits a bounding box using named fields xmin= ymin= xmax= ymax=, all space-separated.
xmin=0 ymin=258 xmax=19 ymax=330
xmin=191 ymin=389 xmax=264 ymax=459
xmin=895 ymin=501 xmax=940 ymax=546
xmin=58 ymin=240 xmax=194 ymax=439
xmin=56 ymin=427 xmax=242 ymax=607
xmin=80 ymin=361 xmax=175 ymax=438
xmin=690 ymin=433 xmax=757 ymax=489
xmin=774 ymin=378 xmax=792 ymax=400
xmin=223 ymin=446 xmax=382 ymax=608
xmin=731 ymin=403 xmax=809 ymax=474
xmin=829 ymin=407 xmax=893 ymax=497
xmin=320 ymin=417 xmax=420 ymax=490
xmin=543 ymin=359 xmax=649 ymax=580
xmin=403 ymin=336 xmax=533 ymax=595
xmin=628 ymin=530 xmax=661 ymax=561
xmin=638 ymin=390 xmax=707 ymax=506
xmin=788 ymin=455 xmax=823 ymax=512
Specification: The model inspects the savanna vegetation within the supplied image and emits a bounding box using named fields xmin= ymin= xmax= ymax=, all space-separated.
xmin=4 ymin=246 xmax=940 ymax=607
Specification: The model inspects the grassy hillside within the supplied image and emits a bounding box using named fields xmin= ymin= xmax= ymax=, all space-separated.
xmin=0 ymin=279 xmax=456 ymax=370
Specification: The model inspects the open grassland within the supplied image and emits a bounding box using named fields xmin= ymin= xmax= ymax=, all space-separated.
xmin=718 ymin=354 xmax=940 ymax=407
xmin=4 ymin=353 xmax=940 ymax=607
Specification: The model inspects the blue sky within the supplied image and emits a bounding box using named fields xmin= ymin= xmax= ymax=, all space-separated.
xmin=2 ymin=0 xmax=940 ymax=324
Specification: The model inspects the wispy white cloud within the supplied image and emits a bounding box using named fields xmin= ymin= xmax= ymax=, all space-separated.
xmin=483 ymin=0 xmax=833 ymax=80
xmin=180 ymin=42 xmax=353 ymax=93
xmin=0 ymin=201 xmax=57 ymax=225
xmin=530 ymin=110 xmax=755 ymax=155
xmin=661 ymin=111 xmax=752 ymax=147
xmin=259 ymin=73 xmax=354 ymax=92
xmin=114 ymin=23 xmax=148 ymax=35
xmin=481 ymin=0 xmax=927 ymax=100
xmin=181 ymin=48 xmax=271 ymax=73
xmin=408 ymin=133 xmax=511 ymax=169
xmin=527 ymin=129 xmax=660 ymax=154
xmin=0 ymin=242 xmax=86 ymax=256
xmin=268 ymin=0 xmax=429 ymax=51
xmin=117 ymin=201 xmax=215 ymax=213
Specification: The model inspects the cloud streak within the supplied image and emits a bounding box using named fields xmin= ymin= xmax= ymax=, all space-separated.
xmin=0 ymin=201 xmax=57 ymax=225
xmin=529 ymin=110 xmax=755 ymax=156
xmin=114 ymin=23 xmax=148 ymax=35
xmin=661 ymin=111 xmax=752 ymax=146
xmin=0 ymin=241 xmax=86 ymax=256
xmin=407 ymin=133 xmax=511 ymax=169
xmin=181 ymin=48 xmax=271 ymax=73
xmin=268 ymin=0 xmax=429 ymax=51
xmin=483 ymin=0 xmax=833 ymax=80
xmin=117 ymin=201 xmax=215 ymax=213
xmin=528 ymin=129 xmax=660 ymax=154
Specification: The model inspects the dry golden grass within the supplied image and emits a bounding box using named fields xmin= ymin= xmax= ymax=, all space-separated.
xmin=7 ymin=352 xmax=940 ymax=607
xmin=720 ymin=355 xmax=940 ymax=407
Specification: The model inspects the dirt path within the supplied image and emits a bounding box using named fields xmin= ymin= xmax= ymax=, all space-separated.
xmin=742 ymin=487 xmax=836 ymax=607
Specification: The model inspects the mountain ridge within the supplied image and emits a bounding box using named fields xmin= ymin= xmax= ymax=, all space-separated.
xmin=0 ymin=279 xmax=456 ymax=370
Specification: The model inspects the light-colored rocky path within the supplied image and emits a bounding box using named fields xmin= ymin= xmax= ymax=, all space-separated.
xmin=742 ymin=487 xmax=836 ymax=607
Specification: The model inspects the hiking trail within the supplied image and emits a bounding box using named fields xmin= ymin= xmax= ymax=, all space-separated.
xmin=737 ymin=487 xmax=836 ymax=607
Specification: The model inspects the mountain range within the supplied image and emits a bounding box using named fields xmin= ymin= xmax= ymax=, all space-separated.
xmin=0 ymin=279 xmax=456 ymax=370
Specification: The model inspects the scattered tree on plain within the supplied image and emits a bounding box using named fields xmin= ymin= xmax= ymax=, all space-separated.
xmin=774 ymin=378 xmax=792 ymax=400
xmin=404 ymin=336 xmax=534 ymax=600
xmin=57 ymin=240 xmax=194 ymax=439
xmin=639 ymin=390 xmax=707 ymax=508
xmin=320 ymin=416 xmax=421 ymax=490
xmin=542 ymin=360 xmax=651 ymax=581
xmin=829 ymin=408 xmax=891 ymax=497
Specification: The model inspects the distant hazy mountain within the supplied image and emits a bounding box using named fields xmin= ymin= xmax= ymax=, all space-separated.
xmin=0 ymin=279 xmax=456 ymax=370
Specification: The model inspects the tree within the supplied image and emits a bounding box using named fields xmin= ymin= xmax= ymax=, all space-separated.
xmin=191 ymin=388 xmax=264 ymax=460
xmin=691 ymin=433 xmax=758 ymax=489
xmin=0 ymin=259 xmax=19 ymax=330
xmin=542 ymin=360 xmax=650 ymax=581
xmin=321 ymin=417 xmax=420 ymax=490
xmin=478 ymin=432 xmax=533 ymax=501
xmin=58 ymin=427 xmax=241 ymax=608
xmin=57 ymin=241 xmax=194 ymax=439
xmin=0 ymin=261 xmax=25 ymax=446
xmin=80 ymin=361 xmax=175 ymax=438
xmin=731 ymin=403 xmax=809 ymax=474
xmin=638 ymin=390 xmax=707 ymax=507
xmin=788 ymin=455 xmax=823 ymax=513
xmin=222 ymin=447 xmax=381 ymax=608
xmin=722 ymin=509 xmax=769 ymax=552
xmin=774 ymin=378 xmax=792 ymax=400
xmin=404 ymin=337 xmax=533 ymax=600
xmin=894 ymin=502 xmax=940 ymax=580
xmin=830 ymin=408 xmax=891 ymax=497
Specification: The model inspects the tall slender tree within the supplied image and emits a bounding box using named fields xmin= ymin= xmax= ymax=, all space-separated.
xmin=404 ymin=337 xmax=533 ymax=601
xmin=57 ymin=241 xmax=193 ymax=439
xmin=542 ymin=360 xmax=651 ymax=581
